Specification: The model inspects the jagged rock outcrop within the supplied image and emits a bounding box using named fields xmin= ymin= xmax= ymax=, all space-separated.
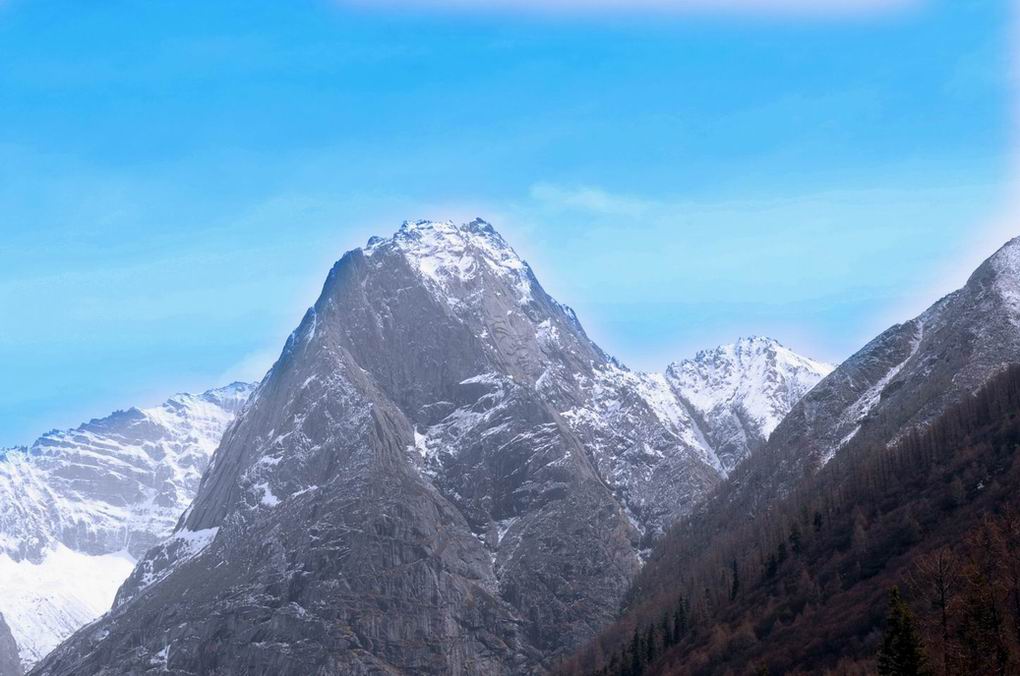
xmin=31 ymin=220 xmax=827 ymax=675
xmin=0 ymin=383 xmax=253 ymax=669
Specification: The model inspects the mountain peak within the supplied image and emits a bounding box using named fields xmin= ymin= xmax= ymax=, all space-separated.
xmin=31 ymin=220 xmax=838 ymax=675
xmin=970 ymin=234 xmax=1020 ymax=279
xmin=386 ymin=217 xmax=503 ymax=244
xmin=947 ymin=234 xmax=1020 ymax=327
xmin=726 ymin=335 xmax=783 ymax=355
xmin=363 ymin=218 xmax=534 ymax=311
xmin=666 ymin=337 xmax=834 ymax=470
xmin=676 ymin=336 xmax=832 ymax=374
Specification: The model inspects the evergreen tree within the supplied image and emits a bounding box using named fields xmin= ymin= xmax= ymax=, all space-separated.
xmin=730 ymin=558 xmax=741 ymax=600
xmin=672 ymin=601 xmax=688 ymax=644
xmin=789 ymin=524 xmax=803 ymax=555
xmin=629 ymin=627 xmax=643 ymax=676
xmin=877 ymin=587 xmax=929 ymax=676
xmin=644 ymin=626 xmax=656 ymax=664
xmin=659 ymin=613 xmax=672 ymax=648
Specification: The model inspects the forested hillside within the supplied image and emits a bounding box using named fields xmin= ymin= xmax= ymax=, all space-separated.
xmin=563 ymin=364 xmax=1020 ymax=675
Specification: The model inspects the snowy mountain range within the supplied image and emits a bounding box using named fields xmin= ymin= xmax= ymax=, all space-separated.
xmin=30 ymin=220 xmax=830 ymax=675
xmin=0 ymin=383 xmax=253 ymax=670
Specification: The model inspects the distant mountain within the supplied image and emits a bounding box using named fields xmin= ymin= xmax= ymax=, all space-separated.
xmin=0 ymin=383 xmax=253 ymax=669
xmin=665 ymin=336 xmax=833 ymax=472
xmin=32 ymin=220 xmax=828 ymax=675
xmin=569 ymin=235 xmax=1020 ymax=674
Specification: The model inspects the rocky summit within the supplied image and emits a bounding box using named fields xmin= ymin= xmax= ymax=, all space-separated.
xmin=31 ymin=220 xmax=827 ymax=675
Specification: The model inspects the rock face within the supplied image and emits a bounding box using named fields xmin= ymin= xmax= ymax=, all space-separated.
xmin=0 ymin=383 xmax=253 ymax=669
xmin=0 ymin=614 xmax=20 ymax=676
xmin=31 ymin=220 xmax=827 ymax=675
xmin=722 ymin=236 xmax=1020 ymax=517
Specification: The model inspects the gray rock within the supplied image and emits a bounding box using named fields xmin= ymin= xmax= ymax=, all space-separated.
xmin=0 ymin=613 xmax=21 ymax=676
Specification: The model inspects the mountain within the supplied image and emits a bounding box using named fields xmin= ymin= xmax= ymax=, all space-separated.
xmin=566 ymin=235 xmax=1020 ymax=674
xmin=0 ymin=383 xmax=253 ymax=669
xmin=567 ymin=361 xmax=1020 ymax=675
xmin=730 ymin=235 xmax=1020 ymax=516
xmin=30 ymin=220 xmax=827 ymax=675
xmin=0 ymin=614 xmax=19 ymax=676
xmin=664 ymin=336 xmax=833 ymax=472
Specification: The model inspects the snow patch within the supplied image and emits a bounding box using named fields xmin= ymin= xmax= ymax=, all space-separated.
xmin=365 ymin=220 xmax=535 ymax=310
xmin=413 ymin=429 xmax=430 ymax=459
xmin=255 ymin=483 xmax=280 ymax=508
xmin=170 ymin=526 xmax=219 ymax=557
xmin=827 ymin=321 xmax=925 ymax=463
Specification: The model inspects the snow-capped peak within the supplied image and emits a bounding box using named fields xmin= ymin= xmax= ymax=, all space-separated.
xmin=665 ymin=337 xmax=834 ymax=471
xmin=364 ymin=218 xmax=535 ymax=309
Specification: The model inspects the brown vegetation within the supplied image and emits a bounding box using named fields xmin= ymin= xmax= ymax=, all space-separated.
xmin=560 ymin=364 xmax=1020 ymax=675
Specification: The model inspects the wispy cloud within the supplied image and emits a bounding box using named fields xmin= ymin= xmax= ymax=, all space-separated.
xmin=529 ymin=183 xmax=654 ymax=216
xmin=340 ymin=0 xmax=920 ymax=18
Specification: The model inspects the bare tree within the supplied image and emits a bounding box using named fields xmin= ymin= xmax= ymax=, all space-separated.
xmin=908 ymin=546 xmax=959 ymax=675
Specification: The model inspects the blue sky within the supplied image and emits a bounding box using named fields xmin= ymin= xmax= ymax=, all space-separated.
xmin=0 ymin=0 xmax=1015 ymax=446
